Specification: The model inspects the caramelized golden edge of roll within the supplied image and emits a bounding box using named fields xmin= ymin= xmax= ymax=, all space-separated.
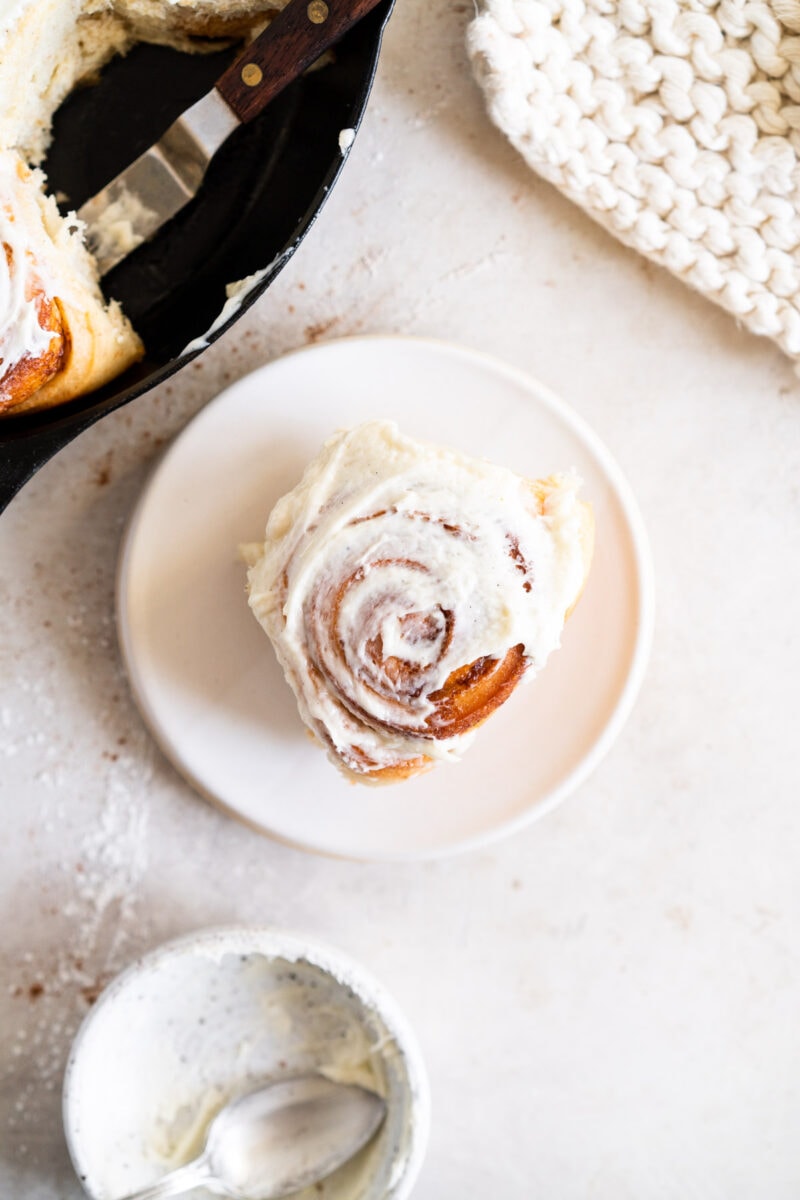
xmin=0 ymin=239 xmax=69 ymax=413
xmin=157 ymin=4 xmax=284 ymax=40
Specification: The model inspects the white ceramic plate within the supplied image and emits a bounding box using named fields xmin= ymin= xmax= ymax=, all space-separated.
xmin=118 ymin=336 xmax=654 ymax=861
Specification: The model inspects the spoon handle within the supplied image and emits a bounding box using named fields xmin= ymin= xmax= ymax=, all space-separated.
xmin=115 ymin=1155 xmax=214 ymax=1200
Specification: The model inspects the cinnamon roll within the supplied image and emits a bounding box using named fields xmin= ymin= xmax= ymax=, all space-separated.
xmin=0 ymin=152 xmax=142 ymax=416
xmin=0 ymin=1 xmax=293 ymax=169
xmin=245 ymin=421 xmax=595 ymax=785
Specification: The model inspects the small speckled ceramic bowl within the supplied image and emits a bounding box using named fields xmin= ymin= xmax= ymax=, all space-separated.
xmin=63 ymin=928 xmax=429 ymax=1200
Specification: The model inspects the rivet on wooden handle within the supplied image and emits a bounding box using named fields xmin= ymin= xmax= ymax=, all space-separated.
xmin=216 ymin=0 xmax=387 ymax=126
xmin=241 ymin=63 xmax=263 ymax=86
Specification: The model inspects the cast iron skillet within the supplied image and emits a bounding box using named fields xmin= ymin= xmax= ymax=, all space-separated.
xmin=0 ymin=0 xmax=394 ymax=514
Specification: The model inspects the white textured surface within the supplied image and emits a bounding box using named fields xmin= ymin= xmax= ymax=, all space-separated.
xmin=469 ymin=0 xmax=800 ymax=360
xmin=1 ymin=1 xmax=799 ymax=1197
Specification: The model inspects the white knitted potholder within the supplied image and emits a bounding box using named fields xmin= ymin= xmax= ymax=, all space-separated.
xmin=467 ymin=0 xmax=800 ymax=358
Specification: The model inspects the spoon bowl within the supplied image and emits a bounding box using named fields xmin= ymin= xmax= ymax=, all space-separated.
xmin=117 ymin=1075 xmax=387 ymax=1200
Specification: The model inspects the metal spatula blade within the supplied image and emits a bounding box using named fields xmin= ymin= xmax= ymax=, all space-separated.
xmin=77 ymin=90 xmax=240 ymax=275
xmin=77 ymin=0 xmax=385 ymax=276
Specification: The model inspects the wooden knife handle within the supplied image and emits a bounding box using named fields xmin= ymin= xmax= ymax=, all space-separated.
xmin=216 ymin=0 xmax=386 ymax=124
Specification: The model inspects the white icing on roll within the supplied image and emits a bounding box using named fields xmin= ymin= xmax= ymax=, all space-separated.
xmin=0 ymin=0 xmax=28 ymax=35
xmin=0 ymin=156 xmax=58 ymax=380
xmin=0 ymin=231 xmax=56 ymax=374
xmin=246 ymin=421 xmax=589 ymax=778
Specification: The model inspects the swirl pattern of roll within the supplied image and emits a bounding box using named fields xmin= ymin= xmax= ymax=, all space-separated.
xmin=246 ymin=421 xmax=594 ymax=784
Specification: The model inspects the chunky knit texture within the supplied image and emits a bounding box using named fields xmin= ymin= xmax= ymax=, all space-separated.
xmin=467 ymin=0 xmax=800 ymax=358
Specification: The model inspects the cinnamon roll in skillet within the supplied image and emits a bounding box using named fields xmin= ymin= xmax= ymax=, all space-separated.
xmin=0 ymin=152 xmax=142 ymax=415
xmin=245 ymin=421 xmax=595 ymax=785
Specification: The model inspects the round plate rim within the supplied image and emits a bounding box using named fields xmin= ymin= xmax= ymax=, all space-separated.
xmin=116 ymin=333 xmax=655 ymax=862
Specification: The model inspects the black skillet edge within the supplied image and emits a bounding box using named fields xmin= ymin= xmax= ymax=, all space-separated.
xmin=0 ymin=0 xmax=394 ymax=514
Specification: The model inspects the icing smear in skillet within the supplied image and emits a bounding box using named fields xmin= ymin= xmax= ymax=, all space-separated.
xmin=245 ymin=420 xmax=595 ymax=785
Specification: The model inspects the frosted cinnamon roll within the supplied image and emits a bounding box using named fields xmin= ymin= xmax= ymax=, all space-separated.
xmin=0 ymin=152 xmax=142 ymax=415
xmin=245 ymin=421 xmax=594 ymax=785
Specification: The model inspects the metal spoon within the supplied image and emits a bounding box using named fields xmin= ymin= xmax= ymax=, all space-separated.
xmin=116 ymin=1075 xmax=387 ymax=1200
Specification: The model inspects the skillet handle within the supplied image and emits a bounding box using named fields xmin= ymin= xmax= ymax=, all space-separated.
xmin=216 ymin=0 xmax=386 ymax=124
